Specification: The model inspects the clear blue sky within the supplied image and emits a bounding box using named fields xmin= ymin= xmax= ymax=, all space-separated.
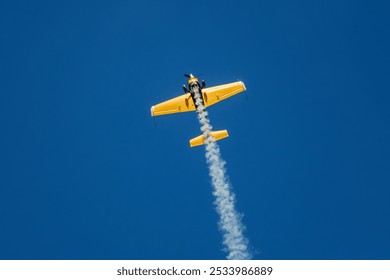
xmin=0 ymin=0 xmax=389 ymax=260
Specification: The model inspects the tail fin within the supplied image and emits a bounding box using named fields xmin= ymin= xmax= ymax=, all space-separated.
xmin=189 ymin=130 xmax=229 ymax=147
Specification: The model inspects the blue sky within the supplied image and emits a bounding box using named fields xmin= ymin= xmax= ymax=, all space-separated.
xmin=0 ymin=0 xmax=389 ymax=259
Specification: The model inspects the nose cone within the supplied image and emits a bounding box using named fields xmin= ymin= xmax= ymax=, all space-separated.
xmin=187 ymin=74 xmax=199 ymax=85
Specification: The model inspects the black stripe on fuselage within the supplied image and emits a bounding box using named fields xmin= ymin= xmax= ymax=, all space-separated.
xmin=189 ymin=81 xmax=204 ymax=109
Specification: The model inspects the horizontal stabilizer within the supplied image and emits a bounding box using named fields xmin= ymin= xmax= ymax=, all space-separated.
xmin=189 ymin=130 xmax=229 ymax=147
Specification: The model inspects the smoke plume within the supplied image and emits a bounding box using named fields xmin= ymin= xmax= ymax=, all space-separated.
xmin=193 ymin=88 xmax=251 ymax=260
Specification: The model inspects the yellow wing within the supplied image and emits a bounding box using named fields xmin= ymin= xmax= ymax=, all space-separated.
xmin=202 ymin=81 xmax=246 ymax=107
xmin=151 ymin=93 xmax=196 ymax=116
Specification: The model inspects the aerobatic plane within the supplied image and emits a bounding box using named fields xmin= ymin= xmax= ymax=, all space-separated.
xmin=150 ymin=74 xmax=246 ymax=147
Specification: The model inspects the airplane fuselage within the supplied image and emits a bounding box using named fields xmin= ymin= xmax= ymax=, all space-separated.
xmin=186 ymin=75 xmax=205 ymax=109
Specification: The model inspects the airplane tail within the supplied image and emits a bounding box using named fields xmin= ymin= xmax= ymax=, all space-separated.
xmin=189 ymin=130 xmax=229 ymax=147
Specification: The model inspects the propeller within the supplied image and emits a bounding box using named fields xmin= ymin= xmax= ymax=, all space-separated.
xmin=184 ymin=73 xmax=204 ymax=77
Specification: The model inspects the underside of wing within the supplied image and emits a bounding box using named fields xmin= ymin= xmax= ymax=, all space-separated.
xmin=202 ymin=81 xmax=246 ymax=107
xmin=151 ymin=93 xmax=196 ymax=116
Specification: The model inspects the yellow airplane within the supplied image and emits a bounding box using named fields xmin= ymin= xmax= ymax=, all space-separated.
xmin=151 ymin=74 xmax=246 ymax=147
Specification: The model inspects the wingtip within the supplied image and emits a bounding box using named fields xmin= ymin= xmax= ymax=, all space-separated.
xmin=240 ymin=81 xmax=247 ymax=91
xmin=150 ymin=106 xmax=155 ymax=117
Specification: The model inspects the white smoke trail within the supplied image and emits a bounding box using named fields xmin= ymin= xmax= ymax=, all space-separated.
xmin=193 ymin=88 xmax=251 ymax=260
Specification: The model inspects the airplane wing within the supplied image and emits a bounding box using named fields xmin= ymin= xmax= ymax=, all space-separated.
xmin=202 ymin=81 xmax=246 ymax=107
xmin=151 ymin=93 xmax=196 ymax=116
